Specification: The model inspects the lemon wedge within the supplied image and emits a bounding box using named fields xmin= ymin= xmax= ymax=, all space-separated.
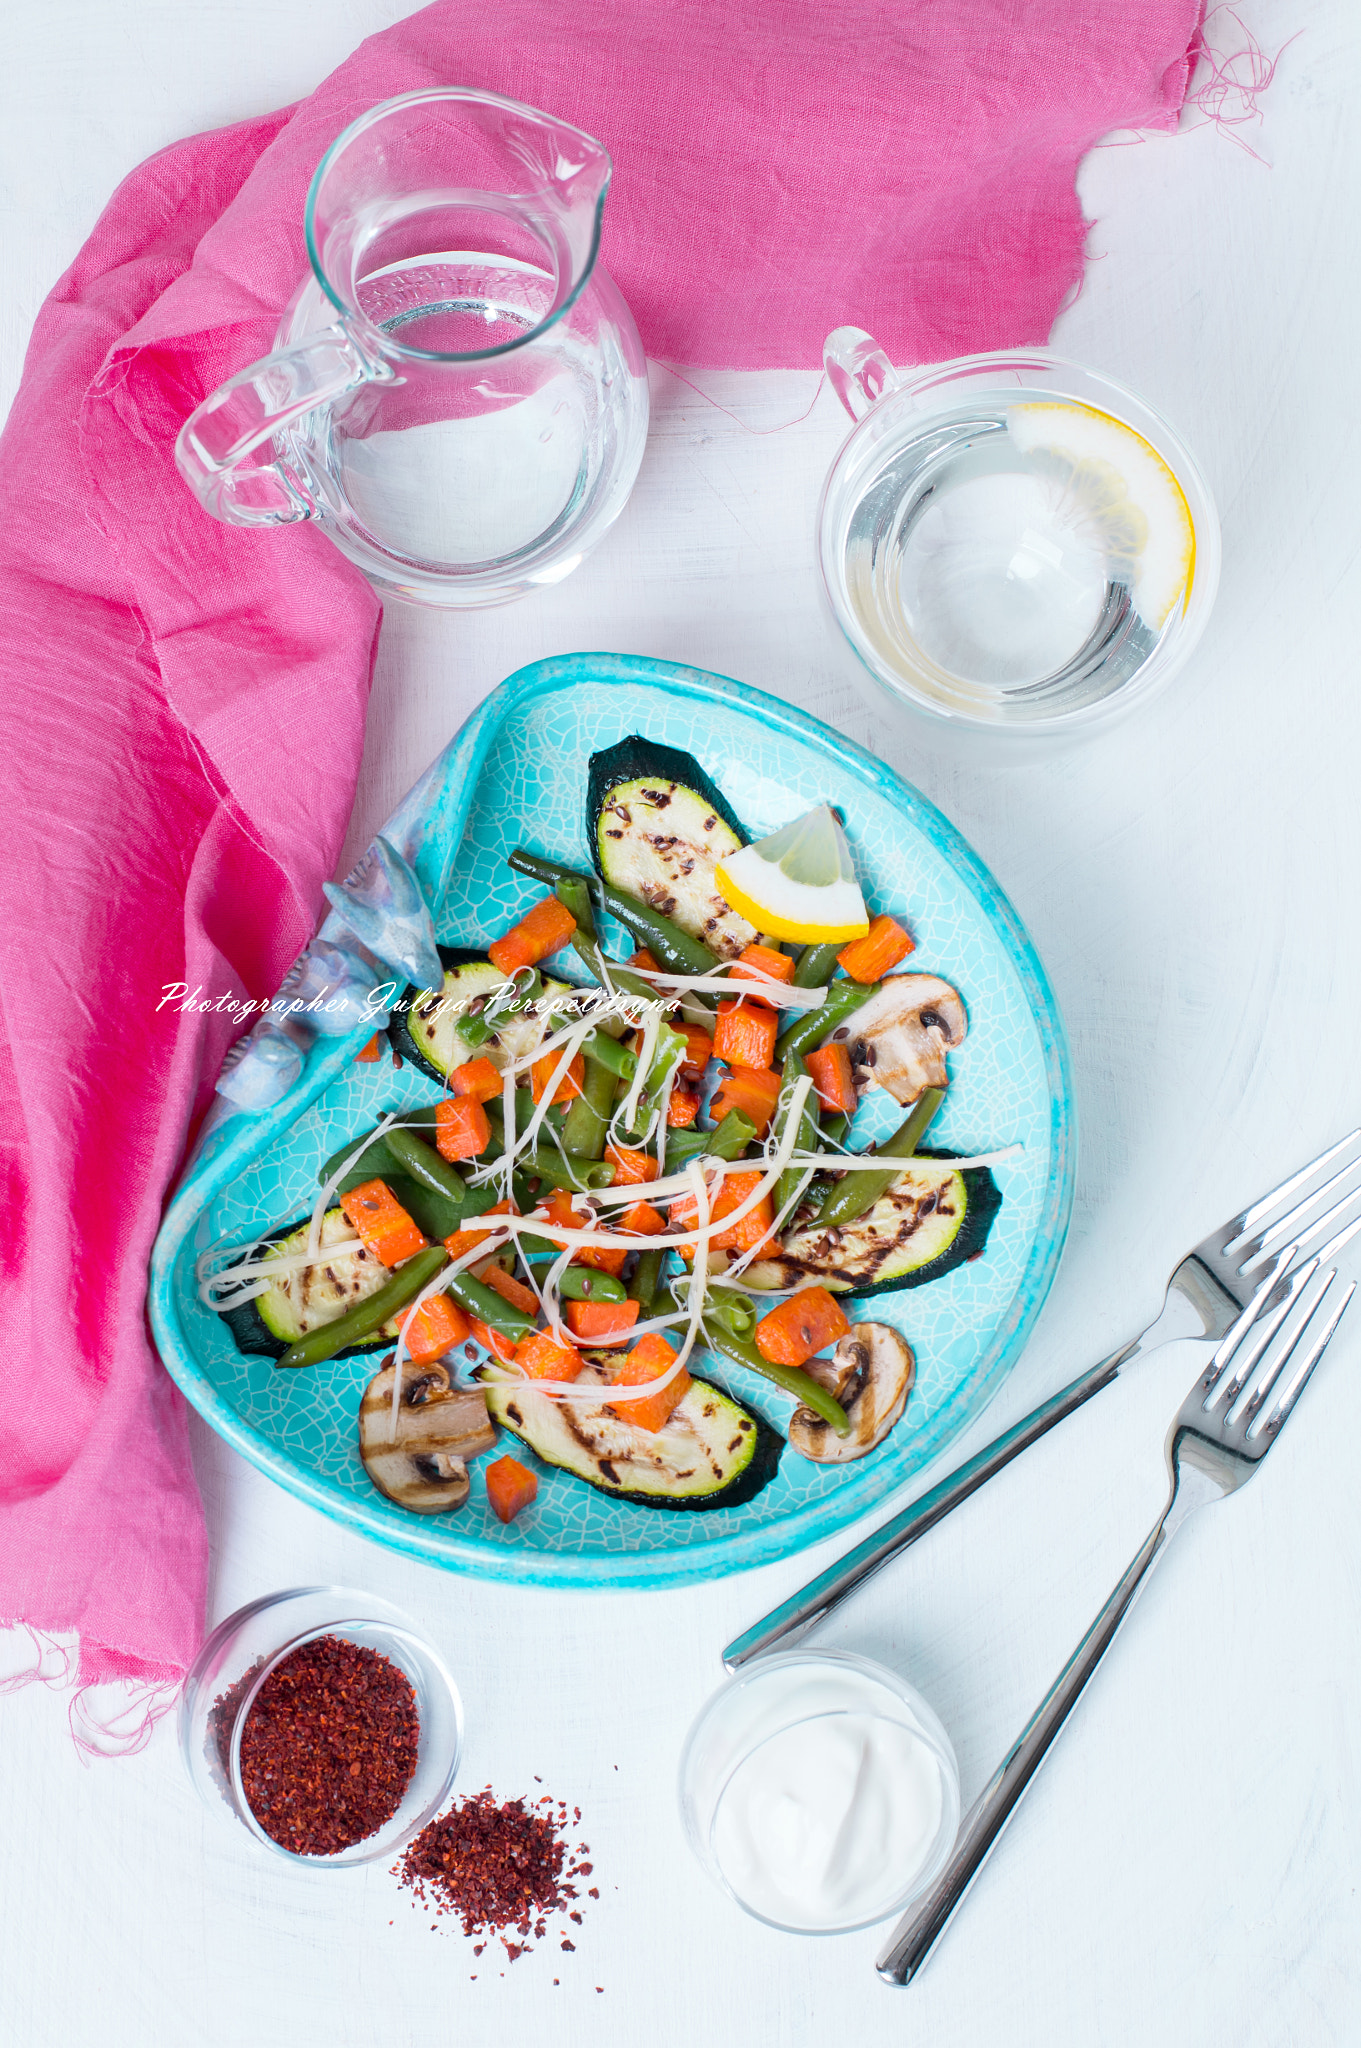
xmin=1005 ymin=402 xmax=1195 ymax=629
xmin=714 ymin=806 xmax=870 ymax=943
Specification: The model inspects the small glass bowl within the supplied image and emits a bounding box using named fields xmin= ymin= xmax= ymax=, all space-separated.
xmin=678 ymin=1648 xmax=960 ymax=1935
xmin=817 ymin=347 xmax=1221 ymax=742
xmin=178 ymin=1587 xmax=462 ymax=1867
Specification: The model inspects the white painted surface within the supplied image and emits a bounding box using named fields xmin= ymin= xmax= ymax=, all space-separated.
xmin=5 ymin=4 xmax=1361 ymax=2044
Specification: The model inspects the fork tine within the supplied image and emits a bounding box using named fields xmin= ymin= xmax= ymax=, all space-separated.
xmin=1242 ymin=1159 xmax=1361 ymax=1269
xmin=1244 ymin=1271 xmax=1355 ymax=1439
xmin=1229 ymin=1128 xmax=1361 ymax=1244
xmin=1209 ymin=1255 xmax=1319 ymax=1412
xmin=1201 ymin=1242 xmax=1299 ymax=1395
xmin=1314 ymin=1206 xmax=1361 ymax=1267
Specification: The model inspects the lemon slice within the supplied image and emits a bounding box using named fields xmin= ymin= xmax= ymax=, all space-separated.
xmin=1005 ymin=402 xmax=1195 ymax=629
xmin=714 ymin=806 xmax=870 ymax=943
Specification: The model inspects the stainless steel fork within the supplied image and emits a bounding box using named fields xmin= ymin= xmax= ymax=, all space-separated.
xmin=724 ymin=1127 xmax=1361 ymax=1672
xmin=876 ymin=1260 xmax=1356 ymax=1984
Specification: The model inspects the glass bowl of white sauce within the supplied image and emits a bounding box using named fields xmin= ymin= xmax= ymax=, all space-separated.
xmin=678 ymin=1649 xmax=960 ymax=1934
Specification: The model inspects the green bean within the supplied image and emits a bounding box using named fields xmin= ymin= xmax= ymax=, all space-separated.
xmin=557 ymin=885 xmax=656 ymax=1012
xmin=813 ymin=1086 xmax=946 ymax=1229
xmin=561 ymin=1052 xmax=616 ymax=1159
xmin=516 ymin=847 xmax=718 ymax=977
xmin=821 ymin=1112 xmax=851 ymax=1149
xmin=557 ymin=1265 xmax=628 ymax=1303
xmin=700 ymin=1318 xmax=850 ymax=1438
xmin=275 ymin=1246 xmax=450 ymax=1370
xmin=665 ymin=1107 xmax=758 ymax=1176
xmin=445 ymin=1271 xmax=535 ymax=1342
xmin=792 ymin=942 xmax=842 ymax=989
xmin=774 ymin=979 xmax=875 ymax=1062
xmin=703 ymin=1289 xmax=758 ymax=1341
xmin=580 ymin=1030 xmax=637 ymax=1081
xmin=385 ymin=1125 xmax=481 ymax=1206
xmin=627 ymin=1247 xmax=664 ymax=1312
xmin=775 ymin=1050 xmax=821 ymax=1215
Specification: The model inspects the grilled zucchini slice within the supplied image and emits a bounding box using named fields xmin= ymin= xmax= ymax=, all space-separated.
xmin=221 ymin=1207 xmax=402 ymax=1360
xmin=480 ymin=1359 xmax=781 ymax=1511
xmin=743 ymin=1154 xmax=1003 ymax=1298
xmin=587 ymin=735 xmax=757 ymax=960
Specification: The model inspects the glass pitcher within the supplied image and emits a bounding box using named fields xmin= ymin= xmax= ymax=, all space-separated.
xmin=175 ymin=89 xmax=650 ymax=608
xmin=817 ymin=328 xmax=1220 ymax=735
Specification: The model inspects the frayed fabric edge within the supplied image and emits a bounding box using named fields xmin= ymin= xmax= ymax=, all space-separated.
xmin=0 ymin=1620 xmax=182 ymax=1762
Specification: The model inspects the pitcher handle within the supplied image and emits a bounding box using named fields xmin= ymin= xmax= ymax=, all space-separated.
xmin=174 ymin=326 xmax=388 ymax=527
xmin=824 ymin=326 xmax=902 ymax=423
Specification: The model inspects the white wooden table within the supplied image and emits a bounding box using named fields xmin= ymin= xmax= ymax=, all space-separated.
xmin=5 ymin=5 xmax=1360 ymax=2043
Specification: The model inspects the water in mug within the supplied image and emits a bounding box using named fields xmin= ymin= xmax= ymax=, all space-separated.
xmin=837 ymin=394 xmax=1195 ymax=710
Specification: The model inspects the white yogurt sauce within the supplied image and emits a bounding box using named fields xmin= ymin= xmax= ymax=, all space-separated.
xmin=698 ymin=1662 xmax=951 ymax=1932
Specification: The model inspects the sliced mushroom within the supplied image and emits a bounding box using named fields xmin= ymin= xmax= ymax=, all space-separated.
xmin=828 ymin=974 xmax=967 ymax=1106
xmin=787 ymin=1322 xmax=915 ymax=1463
xmin=358 ymin=1360 xmax=496 ymax=1513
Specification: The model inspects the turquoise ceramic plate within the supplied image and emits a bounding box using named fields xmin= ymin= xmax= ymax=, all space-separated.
xmin=150 ymin=654 xmax=1074 ymax=1586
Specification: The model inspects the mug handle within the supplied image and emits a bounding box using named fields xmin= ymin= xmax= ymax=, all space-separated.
xmin=174 ymin=327 xmax=388 ymax=527
xmin=824 ymin=326 xmax=902 ymax=423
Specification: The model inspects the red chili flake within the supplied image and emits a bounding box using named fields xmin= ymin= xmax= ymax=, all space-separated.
xmin=212 ymin=1636 xmax=419 ymax=1857
xmin=561 ymin=1940 xmax=576 ymax=1952
xmin=395 ymin=1787 xmax=591 ymax=1966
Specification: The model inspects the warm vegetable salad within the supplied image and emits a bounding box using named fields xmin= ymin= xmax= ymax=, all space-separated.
xmin=200 ymin=737 xmax=1017 ymax=1525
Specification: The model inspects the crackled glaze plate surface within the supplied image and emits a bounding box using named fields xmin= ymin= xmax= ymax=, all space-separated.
xmin=149 ymin=654 xmax=1075 ymax=1586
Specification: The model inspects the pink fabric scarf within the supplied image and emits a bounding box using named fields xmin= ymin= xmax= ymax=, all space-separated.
xmin=0 ymin=0 xmax=1200 ymax=1739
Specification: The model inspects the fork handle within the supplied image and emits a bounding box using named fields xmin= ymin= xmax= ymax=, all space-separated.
xmin=876 ymin=1497 xmax=1184 ymax=1985
xmin=722 ymin=1342 xmax=1138 ymax=1672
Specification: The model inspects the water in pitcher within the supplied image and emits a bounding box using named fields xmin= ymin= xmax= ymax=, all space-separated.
xmin=290 ymin=254 xmax=636 ymax=576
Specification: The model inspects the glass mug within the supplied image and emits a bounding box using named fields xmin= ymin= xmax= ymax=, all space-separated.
xmin=176 ymin=89 xmax=650 ymax=607
xmin=817 ymin=328 xmax=1221 ymax=735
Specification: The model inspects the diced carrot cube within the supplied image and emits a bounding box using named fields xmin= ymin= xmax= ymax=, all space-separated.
xmin=469 ymin=1317 xmax=518 ymax=1364
xmin=488 ymin=895 xmax=577 ymax=978
xmin=354 ymin=1034 xmax=383 ymax=1063
xmin=395 ymin=1292 xmax=472 ymax=1362
xmin=712 ymin=1000 xmax=779 ymax=1072
xmin=514 ymin=1330 xmax=584 ymax=1382
xmin=435 ymin=1095 xmax=491 ymax=1161
xmin=564 ymin=1298 xmax=641 ymax=1343
xmin=608 ymin=1333 xmax=690 ymax=1433
xmin=709 ymin=1065 xmax=781 ymax=1136
xmin=667 ymin=1086 xmax=700 ymax=1128
xmin=754 ymin=1287 xmax=851 ymax=1368
xmin=628 ymin=948 xmax=660 ymax=972
xmin=443 ymin=1200 xmax=517 ymax=1266
xmin=573 ymin=1240 xmax=629 ymax=1278
xmin=482 ymin=1263 xmax=540 ymax=1316
xmin=536 ymin=1187 xmax=586 ymax=1233
xmin=450 ymin=1056 xmax=503 ymax=1103
xmin=339 ymin=1179 xmax=429 ymax=1268
xmin=804 ymin=1042 xmax=858 ymax=1118
xmin=678 ymin=1023 xmax=714 ymax=1074
xmin=734 ymin=944 xmax=795 ymax=1000
xmin=604 ymin=1143 xmax=661 ymax=1185
xmin=530 ymin=1048 xmax=585 ymax=1106
xmin=669 ymin=1170 xmax=775 ymax=1256
xmin=837 ymin=914 xmax=914 ymax=984
xmin=486 ymin=1455 xmax=538 ymax=1524
xmin=619 ymin=1201 xmax=665 ymax=1237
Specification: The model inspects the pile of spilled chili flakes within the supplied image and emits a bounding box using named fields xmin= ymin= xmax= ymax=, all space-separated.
xmin=212 ymin=1635 xmax=420 ymax=1856
xmin=395 ymin=1786 xmax=599 ymax=1979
